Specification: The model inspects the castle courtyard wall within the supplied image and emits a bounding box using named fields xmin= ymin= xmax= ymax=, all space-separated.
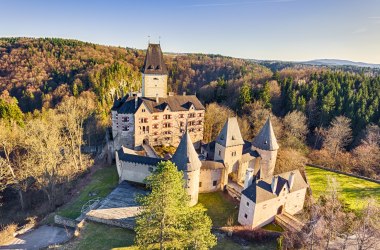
xmin=199 ymin=168 xmax=223 ymax=193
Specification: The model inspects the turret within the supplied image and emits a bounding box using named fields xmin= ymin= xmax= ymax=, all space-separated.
xmin=142 ymin=44 xmax=168 ymax=98
xmin=251 ymin=117 xmax=279 ymax=179
xmin=214 ymin=117 xmax=245 ymax=175
xmin=171 ymin=130 xmax=201 ymax=206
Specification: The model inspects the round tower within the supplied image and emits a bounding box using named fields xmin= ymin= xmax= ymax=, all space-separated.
xmin=171 ymin=130 xmax=201 ymax=206
xmin=251 ymin=117 xmax=279 ymax=179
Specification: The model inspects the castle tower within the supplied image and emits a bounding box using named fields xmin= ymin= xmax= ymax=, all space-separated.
xmin=142 ymin=44 xmax=168 ymax=98
xmin=214 ymin=117 xmax=245 ymax=185
xmin=251 ymin=117 xmax=279 ymax=179
xmin=171 ymin=130 xmax=201 ymax=206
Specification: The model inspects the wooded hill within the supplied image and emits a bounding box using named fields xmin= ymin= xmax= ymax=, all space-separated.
xmin=0 ymin=37 xmax=271 ymax=117
xmin=1 ymin=37 xmax=379 ymax=179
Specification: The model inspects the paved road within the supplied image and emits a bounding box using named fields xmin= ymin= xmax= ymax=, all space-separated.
xmin=0 ymin=225 xmax=73 ymax=250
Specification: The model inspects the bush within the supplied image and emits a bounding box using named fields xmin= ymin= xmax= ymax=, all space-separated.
xmin=0 ymin=223 xmax=18 ymax=245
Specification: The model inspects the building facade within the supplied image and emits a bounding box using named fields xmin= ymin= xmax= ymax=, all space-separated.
xmin=111 ymin=44 xmax=205 ymax=150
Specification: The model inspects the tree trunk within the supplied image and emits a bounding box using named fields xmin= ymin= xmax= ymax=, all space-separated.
xmin=18 ymin=189 xmax=25 ymax=211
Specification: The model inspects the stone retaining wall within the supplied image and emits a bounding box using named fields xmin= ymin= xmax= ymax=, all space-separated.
xmin=307 ymin=164 xmax=380 ymax=184
xmin=54 ymin=215 xmax=78 ymax=228
xmin=85 ymin=215 xmax=135 ymax=230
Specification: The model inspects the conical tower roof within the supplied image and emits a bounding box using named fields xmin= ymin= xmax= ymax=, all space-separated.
xmin=252 ymin=117 xmax=279 ymax=151
xmin=142 ymin=43 xmax=168 ymax=74
xmin=172 ymin=131 xmax=201 ymax=172
xmin=216 ymin=117 xmax=245 ymax=147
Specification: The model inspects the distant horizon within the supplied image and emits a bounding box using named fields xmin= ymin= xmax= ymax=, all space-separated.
xmin=1 ymin=0 xmax=379 ymax=64
xmin=2 ymin=35 xmax=380 ymax=66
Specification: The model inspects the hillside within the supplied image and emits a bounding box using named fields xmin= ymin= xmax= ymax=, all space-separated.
xmin=0 ymin=37 xmax=272 ymax=116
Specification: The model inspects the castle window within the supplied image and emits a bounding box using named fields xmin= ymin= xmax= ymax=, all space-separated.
xmin=142 ymin=108 xmax=146 ymax=112
xmin=218 ymin=150 xmax=221 ymax=156
xmin=153 ymin=115 xmax=158 ymax=120
xmin=163 ymin=114 xmax=171 ymax=119
xmin=153 ymin=77 xmax=159 ymax=80
xmin=179 ymin=114 xmax=184 ymax=118
xmin=122 ymin=117 xmax=129 ymax=122
xmin=199 ymin=182 xmax=202 ymax=187
xmin=244 ymin=214 xmax=248 ymax=219
xmin=122 ymin=125 xmax=129 ymax=131
xmin=213 ymin=180 xmax=217 ymax=186
xmin=246 ymin=202 xmax=249 ymax=207
xmin=198 ymin=113 xmax=203 ymax=117
xmin=188 ymin=113 xmax=196 ymax=118
xmin=232 ymin=151 xmax=236 ymax=157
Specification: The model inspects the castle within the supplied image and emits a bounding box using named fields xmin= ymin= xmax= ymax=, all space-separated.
xmin=111 ymin=44 xmax=204 ymax=150
xmin=113 ymin=44 xmax=308 ymax=228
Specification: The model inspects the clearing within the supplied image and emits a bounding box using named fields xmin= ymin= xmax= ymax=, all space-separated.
xmin=305 ymin=166 xmax=380 ymax=211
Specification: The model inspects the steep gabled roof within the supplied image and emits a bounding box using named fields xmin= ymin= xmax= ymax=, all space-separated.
xmin=142 ymin=43 xmax=168 ymax=75
xmin=252 ymin=117 xmax=279 ymax=151
xmin=112 ymin=95 xmax=205 ymax=114
xmin=171 ymin=131 xmax=201 ymax=172
xmin=216 ymin=117 xmax=245 ymax=147
xmin=242 ymin=170 xmax=308 ymax=203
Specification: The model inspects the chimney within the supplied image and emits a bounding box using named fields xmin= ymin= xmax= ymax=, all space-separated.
xmin=244 ymin=168 xmax=254 ymax=189
xmin=271 ymin=176 xmax=278 ymax=194
xmin=183 ymin=91 xmax=186 ymax=96
xmin=156 ymin=94 xmax=159 ymax=103
xmin=288 ymin=172 xmax=295 ymax=190
xmin=135 ymin=96 xmax=138 ymax=110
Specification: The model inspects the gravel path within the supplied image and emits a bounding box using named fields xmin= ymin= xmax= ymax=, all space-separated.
xmin=0 ymin=225 xmax=74 ymax=250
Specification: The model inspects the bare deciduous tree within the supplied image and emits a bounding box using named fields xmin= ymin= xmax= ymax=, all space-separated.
xmin=323 ymin=116 xmax=352 ymax=158
xmin=354 ymin=199 xmax=380 ymax=250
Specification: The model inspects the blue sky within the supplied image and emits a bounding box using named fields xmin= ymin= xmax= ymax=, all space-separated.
xmin=1 ymin=0 xmax=380 ymax=63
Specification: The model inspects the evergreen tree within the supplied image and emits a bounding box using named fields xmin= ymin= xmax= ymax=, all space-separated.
xmin=238 ymin=83 xmax=252 ymax=109
xmin=259 ymin=81 xmax=271 ymax=108
xmin=135 ymin=161 xmax=216 ymax=250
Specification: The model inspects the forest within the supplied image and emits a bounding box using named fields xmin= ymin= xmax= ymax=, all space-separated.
xmin=0 ymin=37 xmax=379 ymax=228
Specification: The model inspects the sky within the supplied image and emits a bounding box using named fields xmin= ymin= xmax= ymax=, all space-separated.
xmin=1 ymin=0 xmax=380 ymax=64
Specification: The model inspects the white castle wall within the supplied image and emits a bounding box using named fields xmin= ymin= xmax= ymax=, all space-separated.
xmin=142 ymin=74 xmax=168 ymax=98
xmin=184 ymin=169 xmax=200 ymax=206
xmin=199 ymin=168 xmax=223 ymax=193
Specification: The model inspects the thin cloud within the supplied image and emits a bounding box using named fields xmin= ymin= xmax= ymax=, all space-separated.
xmin=185 ymin=0 xmax=296 ymax=8
xmin=368 ymin=16 xmax=380 ymax=19
xmin=352 ymin=27 xmax=368 ymax=34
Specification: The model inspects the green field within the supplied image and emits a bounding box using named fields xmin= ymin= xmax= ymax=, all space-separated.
xmin=56 ymin=166 xmax=119 ymax=219
xmin=197 ymin=192 xmax=239 ymax=228
xmin=306 ymin=166 xmax=380 ymax=211
xmin=60 ymin=221 xmax=276 ymax=250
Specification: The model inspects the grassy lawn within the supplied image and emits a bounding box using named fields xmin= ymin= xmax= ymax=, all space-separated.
xmin=61 ymin=221 xmax=276 ymax=250
xmin=59 ymin=222 xmax=135 ymax=250
xmin=198 ymin=192 xmax=239 ymax=228
xmin=262 ymin=223 xmax=284 ymax=232
xmin=56 ymin=166 xmax=119 ymax=219
xmin=306 ymin=166 xmax=380 ymax=211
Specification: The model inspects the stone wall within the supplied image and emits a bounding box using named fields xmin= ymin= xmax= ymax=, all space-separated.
xmin=199 ymin=168 xmax=223 ymax=193
xmin=116 ymin=153 xmax=156 ymax=184
xmin=54 ymin=215 xmax=78 ymax=228
xmin=142 ymin=73 xmax=168 ymax=98
xmin=238 ymin=187 xmax=307 ymax=229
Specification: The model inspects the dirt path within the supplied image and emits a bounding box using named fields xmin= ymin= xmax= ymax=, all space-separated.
xmin=0 ymin=225 xmax=73 ymax=250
